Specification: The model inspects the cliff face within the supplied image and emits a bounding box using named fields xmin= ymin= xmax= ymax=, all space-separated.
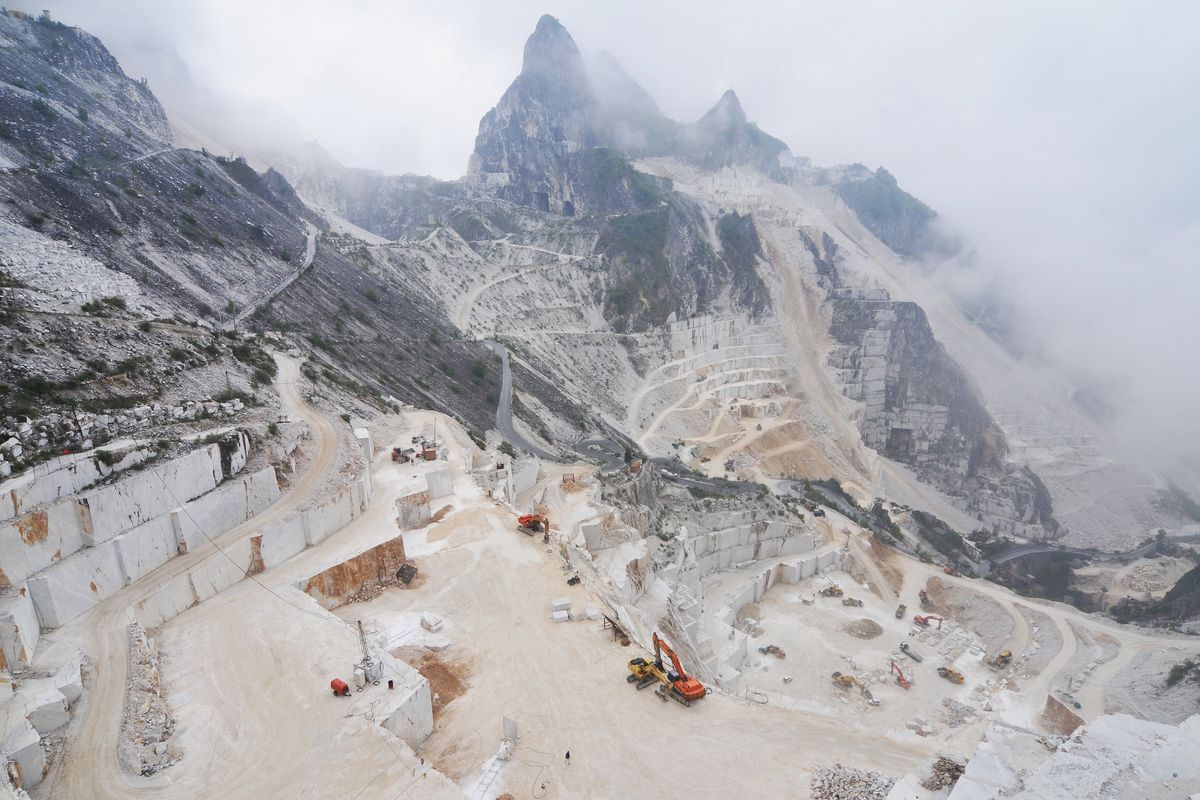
xmin=0 ymin=12 xmax=170 ymax=169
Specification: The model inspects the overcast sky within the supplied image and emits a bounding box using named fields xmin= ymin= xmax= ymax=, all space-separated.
xmin=39 ymin=0 xmax=1200 ymax=477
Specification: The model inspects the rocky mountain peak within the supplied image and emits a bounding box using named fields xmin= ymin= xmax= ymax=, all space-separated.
xmin=699 ymin=89 xmax=748 ymax=129
xmin=520 ymin=14 xmax=588 ymax=93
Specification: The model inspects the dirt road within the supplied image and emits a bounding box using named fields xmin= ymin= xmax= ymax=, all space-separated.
xmin=40 ymin=354 xmax=339 ymax=800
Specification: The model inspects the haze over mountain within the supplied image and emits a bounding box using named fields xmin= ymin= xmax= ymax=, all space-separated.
xmin=2 ymin=8 xmax=1200 ymax=800
xmin=37 ymin=0 xmax=1200 ymax=486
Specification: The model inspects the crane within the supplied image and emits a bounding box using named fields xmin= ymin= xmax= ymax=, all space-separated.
xmin=913 ymin=614 xmax=943 ymax=629
xmin=628 ymin=633 xmax=707 ymax=707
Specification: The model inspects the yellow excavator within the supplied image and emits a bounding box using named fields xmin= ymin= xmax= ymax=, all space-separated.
xmin=831 ymin=671 xmax=880 ymax=705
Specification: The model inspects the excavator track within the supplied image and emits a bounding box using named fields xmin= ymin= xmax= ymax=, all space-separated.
xmin=656 ymin=685 xmax=692 ymax=707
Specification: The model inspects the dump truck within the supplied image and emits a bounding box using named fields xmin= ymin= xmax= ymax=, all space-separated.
xmin=937 ymin=666 xmax=965 ymax=684
xmin=919 ymin=589 xmax=933 ymax=611
xmin=895 ymin=603 xmax=907 ymax=619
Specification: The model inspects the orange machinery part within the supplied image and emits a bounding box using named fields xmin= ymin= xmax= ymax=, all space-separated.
xmin=652 ymin=633 xmax=706 ymax=701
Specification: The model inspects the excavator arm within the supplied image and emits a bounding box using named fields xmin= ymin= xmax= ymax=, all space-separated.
xmin=652 ymin=633 xmax=707 ymax=702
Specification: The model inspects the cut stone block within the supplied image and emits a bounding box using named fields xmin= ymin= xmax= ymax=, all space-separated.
xmin=27 ymin=540 xmax=125 ymax=629
xmin=0 ymin=586 xmax=39 ymax=670
xmin=551 ymin=597 xmax=571 ymax=612
xmin=21 ymin=686 xmax=68 ymax=735
xmin=551 ymin=610 xmax=569 ymax=622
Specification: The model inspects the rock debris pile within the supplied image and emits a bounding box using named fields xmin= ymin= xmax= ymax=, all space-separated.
xmin=810 ymin=764 xmax=895 ymax=800
xmin=842 ymin=618 xmax=884 ymax=639
xmin=920 ymin=755 xmax=966 ymax=789
xmin=941 ymin=697 xmax=979 ymax=728
xmin=1120 ymin=563 xmax=1168 ymax=593
xmin=119 ymin=624 xmax=181 ymax=776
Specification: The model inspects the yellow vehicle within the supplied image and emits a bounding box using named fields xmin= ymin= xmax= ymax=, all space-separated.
xmin=989 ymin=649 xmax=1013 ymax=669
xmin=937 ymin=666 xmax=965 ymax=684
xmin=831 ymin=671 xmax=879 ymax=705
xmin=820 ymin=585 xmax=844 ymax=598
xmin=842 ymin=597 xmax=863 ymax=607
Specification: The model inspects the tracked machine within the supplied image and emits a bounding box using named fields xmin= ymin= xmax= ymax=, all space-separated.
xmin=891 ymin=661 xmax=912 ymax=689
xmin=627 ymin=633 xmax=708 ymax=707
xmin=913 ymin=614 xmax=943 ymax=629
xmin=831 ymin=672 xmax=880 ymax=705
xmin=517 ymin=513 xmax=550 ymax=543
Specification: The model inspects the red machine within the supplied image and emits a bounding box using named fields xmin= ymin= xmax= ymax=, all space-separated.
xmin=913 ymin=614 xmax=944 ymax=629
xmin=652 ymin=633 xmax=707 ymax=705
xmin=943 ymin=566 xmax=961 ymax=577
xmin=891 ymin=661 xmax=912 ymax=689
xmin=330 ymin=678 xmax=350 ymax=697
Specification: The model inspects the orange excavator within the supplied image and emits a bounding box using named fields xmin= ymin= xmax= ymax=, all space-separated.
xmin=891 ymin=661 xmax=912 ymax=689
xmin=517 ymin=514 xmax=550 ymax=543
xmin=628 ymin=633 xmax=708 ymax=707
xmin=913 ymin=614 xmax=943 ymax=629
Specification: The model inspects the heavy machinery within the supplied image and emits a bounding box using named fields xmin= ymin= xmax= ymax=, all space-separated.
xmin=919 ymin=589 xmax=933 ymax=611
xmin=842 ymin=597 xmax=864 ymax=608
xmin=913 ymin=614 xmax=943 ymax=629
xmin=891 ymin=661 xmax=912 ymax=689
xmin=943 ymin=566 xmax=962 ymax=578
xmin=895 ymin=603 xmax=907 ymax=619
xmin=330 ymin=678 xmax=350 ymax=697
xmin=937 ymin=666 xmax=966 ymax=684
xmin=517 ymin=514 xmax=550 ymax=543
xmin=628 ymin=633 xmax=708 ymax=707
xmin=757 ymin=644 xmax=787 ymax=659
xmin=819 ymin=585 xmax=844 ymax=598
xmin=626 ymin=656 xmax=664 ymax=691
xmin=899 ymin=642 xmax=924 ymax=662
xmin=831 ymin=672 xmax=880 ymax=705
xmin=989 ymin=649 xmax=1013 ymax=669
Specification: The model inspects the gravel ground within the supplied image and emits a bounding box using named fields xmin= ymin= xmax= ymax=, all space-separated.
xmin=1018 ymin=607 xmax=1061 ymax=679
xmin=1103 ymin=645 xmax=1200 ymax=724
xmin=938 ymin=582 xmax=1014 ymax=653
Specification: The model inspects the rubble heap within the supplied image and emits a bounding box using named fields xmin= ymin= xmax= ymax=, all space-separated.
xmin=942 ymin=698 xmax=979 ymax=728
xmin=810 ymin=764 xmax=895 ymax=800
xmin=119 ymin=624 xmax=181 ymax=776
xmin=921 ymin=756 xmax=966 ymax=789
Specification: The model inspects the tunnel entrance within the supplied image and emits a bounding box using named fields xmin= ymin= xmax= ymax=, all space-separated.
xmin=533 ymin=191 xmax=550 ymax=212
xmin=562 ymin=200 xmax=576 ymax=217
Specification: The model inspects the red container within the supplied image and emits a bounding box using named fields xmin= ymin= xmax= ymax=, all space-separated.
xmin=330 ymin=678 xmax=350 ymax=696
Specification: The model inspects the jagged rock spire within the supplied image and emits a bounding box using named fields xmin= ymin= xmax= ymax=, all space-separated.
xmin=699 ymin=89 xmax=748 ymax=128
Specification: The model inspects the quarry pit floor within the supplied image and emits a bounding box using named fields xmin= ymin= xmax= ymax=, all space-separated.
xmin=32 ymin=397 xmax=1200 ymax=800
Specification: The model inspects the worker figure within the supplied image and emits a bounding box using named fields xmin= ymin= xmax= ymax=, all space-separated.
xmin=565 ymin=750 xmax=571 ymax=766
